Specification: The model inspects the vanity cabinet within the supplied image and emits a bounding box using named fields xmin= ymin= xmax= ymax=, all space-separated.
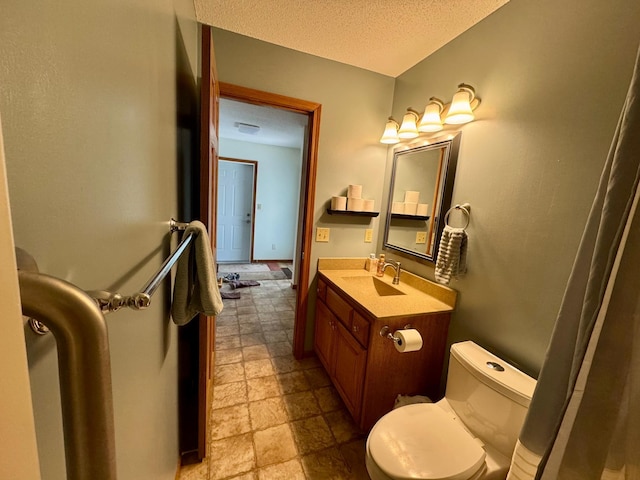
xmin=314 ymin=274 xmax=451 ymax=431
xmin=315 ymin=285 xmax=368 ymax=419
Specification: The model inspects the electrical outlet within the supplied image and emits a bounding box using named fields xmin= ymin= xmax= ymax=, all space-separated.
xmin=272 ymin=244 xmax=276 ymax=250
xmin=316 ymin=227 xmax=330 ymax=242
xmin=364 ymin=229 xmax=373 ymax=243
xmin=416 ymin=231 xmax=427 ymax=244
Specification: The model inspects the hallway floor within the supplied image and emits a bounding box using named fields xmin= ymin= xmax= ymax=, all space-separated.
xmin=179 ymin=270 xmax=370 ymax=480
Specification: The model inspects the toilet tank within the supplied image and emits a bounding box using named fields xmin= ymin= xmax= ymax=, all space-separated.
xmin=445 ymin=341 xmax=537 ymax=459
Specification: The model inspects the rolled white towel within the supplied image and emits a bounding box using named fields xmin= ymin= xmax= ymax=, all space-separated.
xmin=435 ymin=226 xmax=468 ymax=285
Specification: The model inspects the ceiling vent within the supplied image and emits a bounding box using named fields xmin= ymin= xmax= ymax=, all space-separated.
xmin=234 ymin=122 xmax=261 ymax=135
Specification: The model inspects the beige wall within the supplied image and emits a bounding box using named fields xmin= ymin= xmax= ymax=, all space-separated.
xmin=386 ymin=0 xmax=640 ymax=374
xmin=212 ymin=28 xmax=396 ymax=349
xmin=0 ymin=0 xmax=199 ymax=478
xmin=0 ymin=116 xmax=41 ymax=480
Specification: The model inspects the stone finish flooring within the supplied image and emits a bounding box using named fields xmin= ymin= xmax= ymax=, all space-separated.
xmin=179 ymin=277 xmax=370 ymax=480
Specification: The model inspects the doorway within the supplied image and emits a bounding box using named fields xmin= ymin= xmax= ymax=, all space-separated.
xmin=218 ymin=82 xmax=321 ymax=359
xmin=217 ymin=159 xmax=256 ymax=263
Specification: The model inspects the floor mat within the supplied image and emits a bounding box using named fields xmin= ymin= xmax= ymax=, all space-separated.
xmin=228 ymin=280 xmax=261 ymax=289
xmin=217 ymin=263 xmax=270 ymax=273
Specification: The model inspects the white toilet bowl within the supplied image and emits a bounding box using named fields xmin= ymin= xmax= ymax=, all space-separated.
xmin=366 ymin=403 xmax=489 ymax=480
xmin=365 ymin=341 xmax=536 ymax=480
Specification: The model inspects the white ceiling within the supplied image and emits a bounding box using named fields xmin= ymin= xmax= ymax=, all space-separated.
xmin=219 ymin=98 xmax=308 ymax=149
xmin=199 ymin=0 xmax=510 ymax=148
xmin=195 ymin=0 xmax=510 ymax=77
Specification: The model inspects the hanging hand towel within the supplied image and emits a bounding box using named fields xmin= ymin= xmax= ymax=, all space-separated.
xmin=434 ymin=225 xmax=468 ymax=285
xmin=171 ymin=221 xmax=223 ymax=325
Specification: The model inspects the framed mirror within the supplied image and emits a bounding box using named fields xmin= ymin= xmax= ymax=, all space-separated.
xmin=383 ymin=134 xmax=461 ymax=262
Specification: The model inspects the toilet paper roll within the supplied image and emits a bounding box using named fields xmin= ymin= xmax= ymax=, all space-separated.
xmin=363 ymin=199 xmax=375 ymax=212
xmin=347 ymin=197 xmax=364 ymax=211
xmin=391 ymin=202 xmax=404 ymax=214
xmin=331 ymin=196 xmax=347 ymax=210
xmin=417 ymin=203 xmax=429 ymax=216
xmin=394 ymin=329 xmax=423 ymax=353
xmin=348 ymin=184 xmax=363 ymax=199
xmin=404 ymin=191 xmax=420 ymax=203
xmin=404 ymin=202 xmax=418 ymax=215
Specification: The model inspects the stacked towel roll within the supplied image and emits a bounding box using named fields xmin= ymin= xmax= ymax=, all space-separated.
xmin=331 ymin=184 xmax=374 ymax=212
xmin=392 ymin=191 xmax=426 ymax=216
xmin=331 ymin=196 xmax=347 ymax=210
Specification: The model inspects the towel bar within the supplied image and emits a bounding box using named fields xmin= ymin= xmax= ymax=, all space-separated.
xmin=89 ymin=218 xmax=196 ymax=314
xmin=444 ymin=203 xmax=471 ymax=229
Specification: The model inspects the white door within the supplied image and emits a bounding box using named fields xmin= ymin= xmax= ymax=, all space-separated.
xmin=217 ymin=160 xmax=254 ymax=263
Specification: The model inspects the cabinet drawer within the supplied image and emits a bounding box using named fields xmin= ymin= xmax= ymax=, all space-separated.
xmin=326 ymin=286 xmax=352 ymax=328
xmin=317 ymin=278 xmax=327 ymax=302
xmin=351 ymin=311 xmax=370 ymax=348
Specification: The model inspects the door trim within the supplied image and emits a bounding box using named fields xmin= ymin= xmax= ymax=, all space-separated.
xmin=218 ymin=157 xmax=258 ymax=263
xmin=219 ymin=82 xmax=321 ymax=359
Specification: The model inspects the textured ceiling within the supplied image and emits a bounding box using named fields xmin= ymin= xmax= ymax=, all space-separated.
xmin=195 ymin=0 xmax=510 ymax=77
xmin=219 ymin=98 xmax=308 ymax=149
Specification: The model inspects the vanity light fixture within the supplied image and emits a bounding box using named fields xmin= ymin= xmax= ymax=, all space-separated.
xmin=379 ymin=117 xmax=400 ymax=144
xmin=417 ymin=98 xmax=445 ymax=132
xmin=397 ymin=108 xmax=420 ymax=139
xmin=379 ymin=83 xmax=481 ymax=144
xmin=444 ymin=83 xmax=479 ymax=125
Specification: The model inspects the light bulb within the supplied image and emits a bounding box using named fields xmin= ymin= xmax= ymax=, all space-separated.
xmin=445 ymin=85 xmax=476 ymax=125
xmin=418 ymin=98 xmax=444 ymax=132
xmin=379 ymin=118 xmax=399 ymax=144
xmin=398 ymin=109 xmax=419 ymax=139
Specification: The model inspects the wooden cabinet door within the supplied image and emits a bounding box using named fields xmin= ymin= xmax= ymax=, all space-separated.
xmin=314 ymin=300 xmax=335 ymax=376
xmin=332 ymin=321 xmax=367 ymax=421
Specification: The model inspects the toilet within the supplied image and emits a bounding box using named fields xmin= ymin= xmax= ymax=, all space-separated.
xmin=366 ymin=341 xmax=536 ymax=480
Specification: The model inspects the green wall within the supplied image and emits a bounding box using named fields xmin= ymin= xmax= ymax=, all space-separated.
xmin=212 ymin=28 xmax=396 ymax=349
xmin=212 ymin=0 xmax=640 ymax=374
xmin=0 ymin=0 xmax=200 ymax=478
xmin=386 ymin=0 xmax=640 ymax=374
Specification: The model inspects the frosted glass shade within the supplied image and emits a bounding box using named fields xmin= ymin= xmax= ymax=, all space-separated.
xmin=398 ymin=110 xmax=419 ymax=139
xmin=445 ymin=89 xmax=475 ymax=124
xmin=418 ymin=99 xmax=444 ymax=132
xmin=379 ymin=118 xmax=400 ymax=144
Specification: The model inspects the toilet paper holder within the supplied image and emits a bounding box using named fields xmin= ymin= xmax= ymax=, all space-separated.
xmin=379 ymin=325 xmax=413 ymax=344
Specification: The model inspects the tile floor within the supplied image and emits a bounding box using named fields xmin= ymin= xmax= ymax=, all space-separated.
xmin=179 ymin=274 xmax=371 ymax=480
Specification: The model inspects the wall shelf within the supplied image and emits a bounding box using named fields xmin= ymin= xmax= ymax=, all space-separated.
xmin=327 ymin=209 xmax=379 ymax=217
xmin=390 ymin=213 xmax=430 ymax=221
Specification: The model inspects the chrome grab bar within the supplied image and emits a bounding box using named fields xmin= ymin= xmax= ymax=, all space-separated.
xmin=19 ymin=270 xmax=117 ymax=480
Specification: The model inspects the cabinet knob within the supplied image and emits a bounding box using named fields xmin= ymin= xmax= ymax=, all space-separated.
xmin=352 ymin=325 xmax=359 ymax=332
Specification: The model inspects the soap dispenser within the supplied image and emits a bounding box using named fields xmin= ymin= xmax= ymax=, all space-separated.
xmin=376 ymin=254 xmax=385 ymax=277
xmin=368 ymin=253 xmax=378 ymax=273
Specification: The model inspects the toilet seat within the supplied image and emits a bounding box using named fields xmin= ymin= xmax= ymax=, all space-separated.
xmin=367 ymin=404 xmax=486 ymax=480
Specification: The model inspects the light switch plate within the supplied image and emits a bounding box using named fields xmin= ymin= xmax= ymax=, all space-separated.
xmin=416 ymin=231 xmax=427 ymax=244
xmin=364 ymin=229 xmax=373 ymax=243
xmin=316 ymin=227 xmax=330 ymax=242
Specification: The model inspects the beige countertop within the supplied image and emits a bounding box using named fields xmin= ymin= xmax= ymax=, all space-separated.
xmin=317 ymin=257 xmax=457 ymax=319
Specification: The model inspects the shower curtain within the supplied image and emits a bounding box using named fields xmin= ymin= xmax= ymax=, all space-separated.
xmin=507 ymin=44 xmax=640 ymax=479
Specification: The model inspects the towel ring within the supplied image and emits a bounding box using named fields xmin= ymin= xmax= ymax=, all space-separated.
xmin=444 ymin=203 xmax=471 ymax=229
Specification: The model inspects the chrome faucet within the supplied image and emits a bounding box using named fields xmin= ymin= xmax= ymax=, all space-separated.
xmin=382 ymin=260 xmax=402 ymax=285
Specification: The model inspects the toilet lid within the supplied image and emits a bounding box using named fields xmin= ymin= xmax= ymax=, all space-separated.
xmin=368 ymin=404 xmax=486 ymax=480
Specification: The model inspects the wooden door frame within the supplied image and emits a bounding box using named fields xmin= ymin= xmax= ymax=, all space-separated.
xmin=218 ymin=82 xmax=321 ymax=359
xmin=218 ymin=157 xmax=258 ymax=263
xmin=179 ymin=24 xmax=218 ymax=466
